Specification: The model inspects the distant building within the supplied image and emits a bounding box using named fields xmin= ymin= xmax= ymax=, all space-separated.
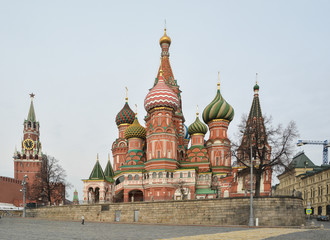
xmin=82 ymin=29 xmax=271 ymax=203
xmin=72 ymin=189 xmax=79 ymax=205
xmin=275 ymin=151 xmax=330 ymax=216
xmin=0 ymin=94 xmax=65 ymax=206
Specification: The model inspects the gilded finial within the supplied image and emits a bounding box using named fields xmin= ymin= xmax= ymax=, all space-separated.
xmin=217 ymin=71 xmax=220 ymax=90
xmin=196 ymin=105 xmax=199 ymax=117
xmin=135 ymin=104 xmax=137 ymax=116
xmin=125 ymin=87 xmax=128 ymax=102
xmin=97 ymin=153 xmax=99 ymax=161
xmin=164 ymin=19 xmax=167 ymax=32
xmin=108 ymin=153 xmax=110 ymax=161
xmin=256 ymin=73 xmax=258 ymax=84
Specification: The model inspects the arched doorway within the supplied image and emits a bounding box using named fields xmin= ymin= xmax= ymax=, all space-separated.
xmin=327 ymin=205 xmax=330 ymax=216
xmin=128 ymin=190 xmax=144 ymax=202
xmin=88 ymin=187 xmax=94 ymax=203
xmin=95 ymin=187 xmax=100 ymax=203
xmin=318 ymin=206 xmax=322 ymax=215
xmin=114 ymin=190 xmax=124 ymax=203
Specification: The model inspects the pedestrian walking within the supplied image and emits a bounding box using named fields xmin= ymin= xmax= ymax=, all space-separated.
xmin=81 ymin=215 xmax=85 ymax=225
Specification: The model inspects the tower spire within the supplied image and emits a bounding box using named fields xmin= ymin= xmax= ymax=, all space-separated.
xmin=27 ymin=93 xmax=36 ymax=122
xmin=196 ymin=105 xmax=199 ymax=117
xmin=125 ymin=87 xmax=128 ymax=102
xmin=217 ymin=71 xmax=220 ymax=90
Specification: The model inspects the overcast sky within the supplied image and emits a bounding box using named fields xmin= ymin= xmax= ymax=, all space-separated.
xmin=1 ymin=0 xmax=329 ymax=200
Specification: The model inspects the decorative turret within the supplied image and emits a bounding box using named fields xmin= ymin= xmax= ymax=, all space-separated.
xmin=115 ymin=89 xmax=135 ymax=126
xmin=188 ymin=107 xmax=208 ymax=136
xmin=89 ymin=154 xmax=105 ymax=180
xmin=203 ymin=74 xmax=233 ymax=175
xmin=104 ymin=154 xmax=114 ymax=180
xmin=144 ymin=70 xmax=179 ymax=112
xmin=202 ymin=75 xmax=234 ymax=124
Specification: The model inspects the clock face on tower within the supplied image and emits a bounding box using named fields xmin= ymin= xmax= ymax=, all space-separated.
xmin=23 ymin=138 xmax=34 ymax=150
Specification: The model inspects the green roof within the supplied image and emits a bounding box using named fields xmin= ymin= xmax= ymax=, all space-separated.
xmin=27 ymin=100 xmax=36 ymax=122
xmin=289 ymin=152 xmax=316 ymax=168
xmin=89 ymin=160 xmax=105 ymax=180
xmin=195 ymin=188 xmax=216 ymax=195
xmin=104 ymin=160 xmax=114 ymax=178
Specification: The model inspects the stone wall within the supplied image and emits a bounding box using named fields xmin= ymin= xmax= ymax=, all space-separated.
xmin=27 ymin=197 xmax=304 ymax=226
xmin=0 ymin=176 xmax=23 ymax=206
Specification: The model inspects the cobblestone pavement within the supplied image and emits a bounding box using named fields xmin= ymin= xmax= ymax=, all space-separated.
xmin=0 ymin=217 xmax=329 ymax=240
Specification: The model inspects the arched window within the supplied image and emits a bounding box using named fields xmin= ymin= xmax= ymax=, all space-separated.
xmin=166 ymin=172 xmax=169 ymax=178
xmin=134 ymin=174 xmax=139 ymax=180
xmin=158 ymin=172 xmax=163 ymax=178
xmin=205 ymin=175 xmax=209 ymax=180
xmin=171 ymin=172 xmax=174 ymax=178
xmin=152 ymin=172 xmax=157 ymax=178
xmin=128 ymin=175 xmax=133 ymax=180
xmin=180 ymin=172 xmax=183 ymax=178
xmin=188 ymin=172 xmax=191 ymax=178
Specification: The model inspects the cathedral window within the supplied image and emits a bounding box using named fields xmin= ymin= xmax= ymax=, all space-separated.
xmin=158 ymin=172 xmax=163 ymax=178
xmin=188 ymin=172 xmax=191 ymax=178
xmin=180 ymin=172 xmax=183 ymax=178
xmin=152 ymin=172 xmax=157 ymax=178
xmin=205 ymin=175 xmax=209 ymax=180
xmin=171 ymin=172 xmax=174 ymax=178
xmin=134 ymin=175 xmax=139 ymax=180
xmin=128 ymin=175 xmax=133 ymax=180
xmin=166 ymin=172 xmax=169 ymax=178
xmin=158 ymin=151 xmax=160 ymax=158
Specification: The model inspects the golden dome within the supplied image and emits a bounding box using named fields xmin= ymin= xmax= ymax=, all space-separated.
xmin=159 ymin=28 xmax=171 ymax=46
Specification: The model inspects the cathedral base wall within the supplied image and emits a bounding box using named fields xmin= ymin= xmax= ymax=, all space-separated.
xmin=27 ymin=197 xmax=304 ymax=226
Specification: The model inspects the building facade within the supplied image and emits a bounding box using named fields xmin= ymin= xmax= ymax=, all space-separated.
xmin=275 ymin=151 xmax=330 ymax=216
xmin=83 ymin=29 xmax=272 ymax=203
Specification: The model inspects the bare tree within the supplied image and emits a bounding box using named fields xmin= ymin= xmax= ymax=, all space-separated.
xmin=30 ymin=155 xmax=71 ymax=205
xmin=232 ymin=114 xmax=299 ymax=197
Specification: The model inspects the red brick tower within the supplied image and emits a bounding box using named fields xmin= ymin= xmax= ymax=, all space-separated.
xmin=202 ymin=76 xmax=235 ymax=177
xmin=155 ymin=28 xmax=186 ymax=161
xmin=13 ymin=93 xmax=43 ymax=185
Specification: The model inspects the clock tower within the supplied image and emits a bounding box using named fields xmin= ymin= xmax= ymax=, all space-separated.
xmin=13 ymin=93 xmax=43 ymax=185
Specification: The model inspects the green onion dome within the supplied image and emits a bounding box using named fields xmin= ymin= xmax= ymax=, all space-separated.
xmin=202 ymin=83 xmax=234 ymax=124
xmin=254 ymin=83 xmax=259 ymax=91
xmin=188 ymin=113 xmax=208 ymax=135
xmin=115 ymin=101 xmax=135 ymax=126
xmin=124 ymin=116 xmax=146 ymax=139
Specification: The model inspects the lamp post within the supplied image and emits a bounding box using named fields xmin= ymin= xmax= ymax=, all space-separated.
xmin=22 ymin=175 xmax=28 ymax=218
xmin=248 ymin=127 xmax=254 ymax=227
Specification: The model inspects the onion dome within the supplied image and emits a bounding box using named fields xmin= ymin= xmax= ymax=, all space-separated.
xmin=115 ymin=99 xmax=135 ymax=126
xmin=183 ymin=124 xmax=190 ymax=140
xmin=254 ymin=83 xmax=259 ymax=91
xmin=159 ymin=28 xmax=171 ymax=46
xmin=202 ymin=80 xmax=234 ymax=124
xmin=144 ymin=70 xmax=179 ymax=112
xmin=188 ymin=111 xmax=208 ymax=135
xmin=124 ymin=116 xmax=146 ymax=139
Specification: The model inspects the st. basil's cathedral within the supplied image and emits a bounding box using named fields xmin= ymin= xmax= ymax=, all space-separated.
xmin=82 ymin=29 xmax=272 ymax=203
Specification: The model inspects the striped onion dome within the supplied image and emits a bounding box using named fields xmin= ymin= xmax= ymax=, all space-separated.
xmin=183 ymin=124 xmax=190 ymax=140
xmin=188 ymin=113 xmax=208 ymax=135
xmin=202 ymin=83 xmax=234 ymax=124
xmin=124 ymin=116 xmax=146 ymax=139
xmin=144 ymin=71 xmax=179 ymax=112
xmin=115 ymin=102 xmax=135 ymax=126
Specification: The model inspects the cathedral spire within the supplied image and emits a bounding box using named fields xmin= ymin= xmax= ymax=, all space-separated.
xmin=27 ymin=93 xmax=36 ymax=122
xmin=157 ymin=27 xmax=175 ymax=86
xmin=248 ymin=74 xmax=262 ymax=120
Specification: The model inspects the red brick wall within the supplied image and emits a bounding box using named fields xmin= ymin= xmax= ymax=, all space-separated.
xmin=0 ymin=176 xmax=23 ymax=206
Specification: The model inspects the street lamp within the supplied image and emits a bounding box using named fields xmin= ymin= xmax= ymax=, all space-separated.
xmin=248 ymin=127 xmax=254 ymax=227
xmin=22 ymin=175 xmax=28 ymax=218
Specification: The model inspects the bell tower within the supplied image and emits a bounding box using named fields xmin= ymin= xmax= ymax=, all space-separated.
xmin=13 ymin=93 xmax=43 ymax=184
